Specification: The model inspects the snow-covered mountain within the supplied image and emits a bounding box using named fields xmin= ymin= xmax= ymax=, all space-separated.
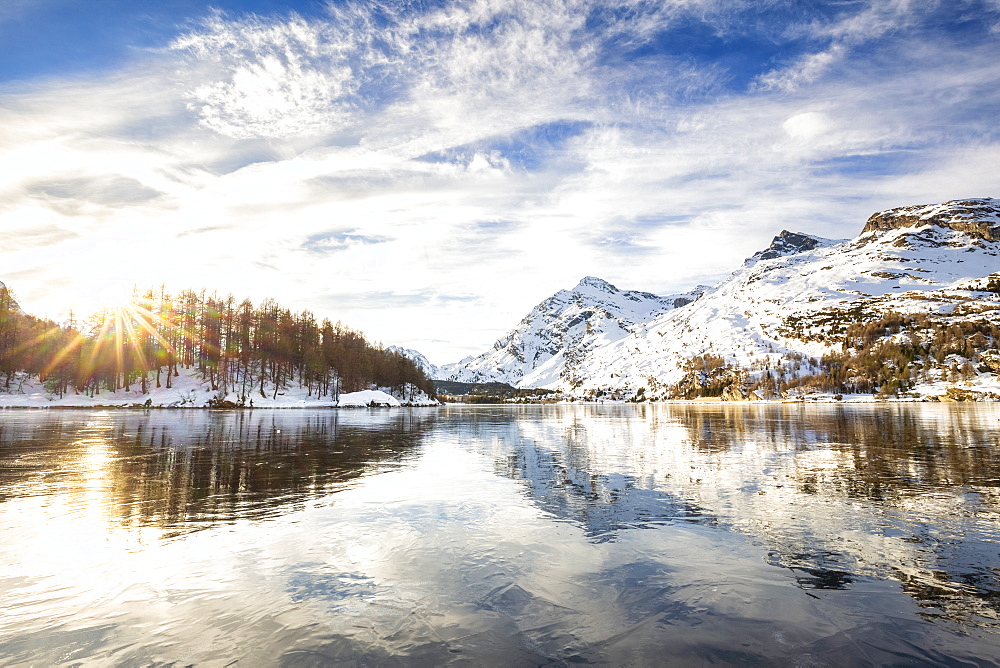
xmin=441 ymin=276 xmax=705 ymax=388
xmin=444 ymin=198 xmax=1000 ymax=399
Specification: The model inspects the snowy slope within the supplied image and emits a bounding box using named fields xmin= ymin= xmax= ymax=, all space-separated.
xmin=385 ymin=346 xmax=441 ymax=379
xmin=443 ymin=276 xmax=704 ymax=388
xmin=445 ymin=198 xmax=1000 ymax=396
xmin=583 ymin=198 xmax=1000 ymax=396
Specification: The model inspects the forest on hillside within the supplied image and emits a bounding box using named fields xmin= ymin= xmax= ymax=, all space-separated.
xmin=659 ymin=312 xmax=1000 ymax=401
xmin=0 ymin=284 xmax=434 ymax=402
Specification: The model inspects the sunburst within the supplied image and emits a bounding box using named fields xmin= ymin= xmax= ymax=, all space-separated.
xmin=27 ymin=290 xmax=191 ymax=391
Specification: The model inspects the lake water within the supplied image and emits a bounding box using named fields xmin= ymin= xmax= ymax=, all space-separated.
xmin=1 ymin=404 xmax=999 ymax=666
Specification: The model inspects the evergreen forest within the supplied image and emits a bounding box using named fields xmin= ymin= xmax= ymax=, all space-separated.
xmin=0 ymin=284 xmax=435 ymax=402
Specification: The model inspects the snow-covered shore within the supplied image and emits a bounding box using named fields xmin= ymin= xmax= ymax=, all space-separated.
xmin=2 ymin=369 xmax=993 ymax=409
xmin=0 ymin=368 xmax=439 ymax=408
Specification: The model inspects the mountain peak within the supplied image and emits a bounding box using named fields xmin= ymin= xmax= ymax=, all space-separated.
xmin=574 ymin=276 xmax=618 ymax=292
xmin=861 ymin=197 xmax=1000 ymax=240
xmin=746 ymin=230 xmax=828 ymax=265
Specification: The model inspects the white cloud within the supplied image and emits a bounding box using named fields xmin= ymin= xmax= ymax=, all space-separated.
xmin=816 ymin=0 xmax=929 ymax=43
xmin=171 ymin=13 xmax=361 ymax=138
xmin=0 ymin=1 xmax=998 ymax=363
xmin=755 ymin=44 xmax=845 ymax=93
xmin=782 ymin=111 xmax=831 ymax=141
xmin=754 ymin=0 xmax=935 ymax=92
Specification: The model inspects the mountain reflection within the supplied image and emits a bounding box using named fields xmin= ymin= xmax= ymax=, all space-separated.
xmin=0 ymin=410 xmax=430 ymax=536
xmin=2 ymin=403 xmax=999 ymax=639
xmin=440 ymin=404 xmax=1000 ymax=630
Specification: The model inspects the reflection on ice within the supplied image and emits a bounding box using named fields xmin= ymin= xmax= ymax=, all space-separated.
xmin=0 ymin=404 xmax=999 ymax=664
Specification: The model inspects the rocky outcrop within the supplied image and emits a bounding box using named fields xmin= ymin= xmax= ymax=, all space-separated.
xmin=861 ymin=198 xmax=1000 ymax=240
xmin=745 ymin=230 xmax=829 ymax=265
xmin=976 ymin=352 xmax=1000 ymax=374
xmin=939 ymin=387 xmax=1000 ymax=402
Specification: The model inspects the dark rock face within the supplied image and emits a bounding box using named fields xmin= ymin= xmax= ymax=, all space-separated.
xmin=862 ymin=198 xmax=1000 ymax=240
xmin=672 ymin=296 xmax=695 ymax=308
xmin=748 ymin=230 xmax=823 ymax=263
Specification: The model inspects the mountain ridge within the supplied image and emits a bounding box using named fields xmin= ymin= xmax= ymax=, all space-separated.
xmin=861 ymin=197 xmax=1000 ymax=241
xmin=438 ymin=274 xmax=705 ymax=389
xmin=434 ymin=198 xmax=1000 ymax=400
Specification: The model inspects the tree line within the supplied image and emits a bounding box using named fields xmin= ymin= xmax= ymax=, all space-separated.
xmin=0 ymin=284 xmax=434 ymax=402
xmin=775 ymin=313 xmax=1000 ymax=396
xmin=644 ymin=312 xmax=1000 ymax=400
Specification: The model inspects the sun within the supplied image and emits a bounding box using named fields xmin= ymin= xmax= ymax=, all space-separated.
xmin=94 ymin=282 xmax=136 ymax=314
xmin=31 ymin=283 xmax=184 ymax=391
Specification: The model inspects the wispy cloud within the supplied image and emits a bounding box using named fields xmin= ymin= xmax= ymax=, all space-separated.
xmin=0 ymin=224 xmax=79 ymax=251
xmin=303 ymin=229 xmax=392 ymax=254
xmin=754 ymin=45 xmax=845 ymax=93
xmin=27 ymin=174 xmax=162 ymax=209
xmin=171 ymin=11 xmax=362 ymax=139
xmin=0 ymin=0 xmax=998 ymax=362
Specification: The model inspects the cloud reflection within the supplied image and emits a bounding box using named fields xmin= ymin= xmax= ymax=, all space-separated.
xmin=1 ymin=405 xmax=999 ymax=664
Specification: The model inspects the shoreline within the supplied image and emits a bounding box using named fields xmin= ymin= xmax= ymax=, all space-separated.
xmin=5 ymin=393 xmax=990 ymax=408
xmin=0 ymin=370 xmax=438 ymax=409
xmin=0 ymin=402 xmax=441 ymax=410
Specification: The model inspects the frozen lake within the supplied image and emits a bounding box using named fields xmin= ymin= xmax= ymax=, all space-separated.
xmin=1 ymin=404 xmax=998 ymax=665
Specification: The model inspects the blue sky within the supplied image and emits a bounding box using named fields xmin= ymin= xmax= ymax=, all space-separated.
xmin=1 ymin=0 xmax=999 ymax=362
xmin=0 ymin=1 xmax=329 ymax=81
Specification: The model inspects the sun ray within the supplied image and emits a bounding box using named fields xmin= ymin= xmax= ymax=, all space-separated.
xmin=38 ymin=331 xmax=87 ymax=380
xmin=127 ymin=303 xmax=178 ymax=356
xmin=85 ymin=311 xmax=115 ymax=372
xmin=113 ymin=308 xmax=124 ymax=383
xmin=6 ymin=325 xmax=66 ymax=358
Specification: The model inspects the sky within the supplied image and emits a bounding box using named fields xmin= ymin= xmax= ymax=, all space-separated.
xmin=1 ymin=0 xmax=999 ymax=364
